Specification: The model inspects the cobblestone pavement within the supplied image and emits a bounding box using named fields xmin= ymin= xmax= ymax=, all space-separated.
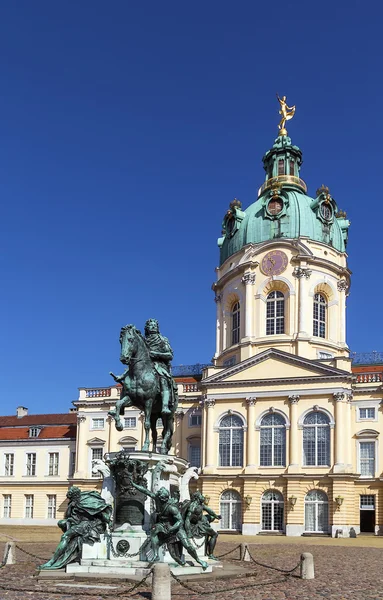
xmin=1 ymin=540 xmax=383 ymax=599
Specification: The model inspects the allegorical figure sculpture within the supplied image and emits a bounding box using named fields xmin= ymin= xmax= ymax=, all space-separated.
xmin=40 ymin=486 xmax=112 ymax=570
xmin=277 ymin=93 xmax=295 ymax=135
xmin=108 ymin=319 xmax=178 ymax=454
xmin=129 ymin=478 xmax=208 ymax=570
xmin=183 ymin=491 xmax=221 ymax=560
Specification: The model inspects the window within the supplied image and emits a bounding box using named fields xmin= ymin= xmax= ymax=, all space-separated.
xmin=261 ymin=491 xmax=284 ymax=531
xmin=3 ymin=495 xmax=11 ymax=518
xmin=219 ymin=415 xmax=244 ymax=467
xmin=188 ymin=439 xmax=201 ymax=467
xmin=29 ymin=427 xmax=40 ymax=438
xmin=26 ymin=453 xmax=36 ymax=476
xmin=25 ymin=495 xmax=34 ymax=519
xmin=303 ymin=412 xmax=330 ymax=466
xmin=4 ymin=453 xmax=14 ymax=476
xmin=313 ymin=293 xmax=327 ymax=338
xmin=47 ymin=495 xmax=57 ymax=519
xmin=122 ymin=446 xmax=136 ymax=453
xmin=360 ymin=494 xmax=375 ymax=510
xmin=266 ymin=291 xmax=285 ymax=335
xmin=304 ymin=490 xmax=328 ymax=533
xmin=70 ymin=452 xmax=76 ymax=477
xmin=223 ymin=356 xmax=236 ymax=367
xmin=91 ymin=418 xmax=105 ymax=430
xmin=189 ymin=412 xmax=202 ymax=427
xmin=48 ymin=453 xmax=59 ymax=476
xmin=124 ymin=417 xmax=137 ymax=428
xmin=220 ymin=490 xmax=242 ymax=531
xmin=231 ymin=302 xmax=240 ymax=345
xmin=289 ymin=160 xmax=295 ymax=176
xmin=278 ymin=159 xmax=284 ymax=175
xmin=260 ymin=413 xmax=286 ymax=466
xmin=359 ymin=408 xmax=376 ymax=420
xmin=318 ymin=351 xmax=333 ymax=359
xmin=359 ymin=442 xmax=375 ymax=477
xmin=91 ymin=447 xmax=103 ymax=477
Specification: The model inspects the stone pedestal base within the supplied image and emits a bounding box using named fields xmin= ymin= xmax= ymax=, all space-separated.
xmin=67 ymin=559 xmax=213 ymax=576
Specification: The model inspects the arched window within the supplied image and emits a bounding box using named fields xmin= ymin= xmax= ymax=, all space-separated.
xmin=304 ymin=490 xmax=328 ymax=533
xmin=266 ymin=291 xmax=285 ymax=335
xmin=303 ymin=412 xmax=330 ymax=466
xmin=313 ymin=293 xmax=327 ymax=338
xmin=231 ymin=302 xmax=240 ymax=345
xmin=219 ymin=415 xmax=244 ymax=467
xmin=261 ymin=490 xmax=284 ymax=531
xmin=188 ymin=438 xmax=201 ymax=468
xmin=260 ymin=413 xmax=286 ymax=466
xmin=220 ymin=489 xmax=242 ymax=530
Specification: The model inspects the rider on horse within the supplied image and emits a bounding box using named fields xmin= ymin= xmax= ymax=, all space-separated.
xmin=144 ymin=319 xmax=177 ymax=416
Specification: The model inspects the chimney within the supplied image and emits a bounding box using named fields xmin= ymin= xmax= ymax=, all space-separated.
xmin=16 ymin=406 xmax=28 ymax=418
xmin=69 ymin=408 xmax=77 ymax=413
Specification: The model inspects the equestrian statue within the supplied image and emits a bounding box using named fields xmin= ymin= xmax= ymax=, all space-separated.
xmin=108 ymin=319 xmax=178 ymax=454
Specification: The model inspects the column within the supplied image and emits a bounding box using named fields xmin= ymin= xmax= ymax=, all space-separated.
xmin=333 ymin=392 xmax=345 ymax=472
xmin=288 ymin=395 xmax=300 ymax=472
xmin=241 ymin=273 xmax=256 ymax=338
xmin=174 ymin=409 xmax=185 ymax=457
xmin=214 ymin=293 xmax=222 ymax=358
xmin=293 ymin=267 xmax=312 ymax=336
xmin=337 ymin=280 xmax=348 ymax=345
xmin=345 ymin=393 xmax=352 ymax=470
xmin=75 ymin=415 xmax=86 ymax=477
xmin=204 ymin=398 xmax=216 ymax=473
xmin=246 ymin=397 xmax=257 ymax=470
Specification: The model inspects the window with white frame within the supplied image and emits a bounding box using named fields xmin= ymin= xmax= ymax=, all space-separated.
xmin=261 ymin=490 xmax=284 ymax=531
xmin=48 ymin=452 xmax=59 ymax=476
xmin=25 ymin=494 xmax=34 ymax=518
xmin=304 ymin=490 xmax=328 ymax=533
xmin=260 ymin=413 xmax=286 ymax=466
xmin=188 ymin=439 xmax=201 ymax=467
xmin=218 ymin=415 xmax=244 ymax=467
xmin=4 ymin=453 xmax=14 ymax=476
xmin=189 ymin=412 xmax=202 ymax=427
xmin=313 ymin=293 xmax=327 ymax=338
xmin=220 ymin=489 xmax=242 ymax=530
xmin=359 ymin=407 xmax=376 ymax=420
xmin=231 ymin=301 xmax=240 ymax=345
xmin=26 ymin=453 xmax=36 ymax=476
xmin=91 ymin=418 xmax=105 ymax=430
xmin=47 ymin=495 xmax=57 ymax=519
xmin=303 ymin=412 xmax=330 ymax=466
xmin=3 ymin=495 xmax=11 ymax=518
xmin=359 ymin=441 xmax=376 ymax=477
xmin=266 ymin=291 xmax=285 ymax=335
xmin=91 ymin=447 xmax=103 ymax=477
xmin=29 ymin=427 xmax=41 ymax=438
xmin=70 ymin=452 xmax=76 ymax=477
xmin=124 ymin=417 xmax=137 ymax=428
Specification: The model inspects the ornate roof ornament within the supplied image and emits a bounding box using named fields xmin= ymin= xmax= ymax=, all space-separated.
xmin=277 ymin=93 xmax=296 ymax=136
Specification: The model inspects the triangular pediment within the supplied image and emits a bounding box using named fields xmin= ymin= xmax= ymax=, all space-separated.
xmin=203 ymin=349 xmax=351 ymax=386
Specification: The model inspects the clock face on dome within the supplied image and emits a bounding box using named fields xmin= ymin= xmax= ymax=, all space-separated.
xmin=260 ymin=250 xmax=289 ymax=276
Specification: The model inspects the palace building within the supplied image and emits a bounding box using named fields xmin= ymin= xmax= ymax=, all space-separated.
xmin=2 ymin=115 xmax=383 ymax=537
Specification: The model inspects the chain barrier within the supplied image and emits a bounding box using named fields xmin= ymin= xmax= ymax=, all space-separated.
xmin=215 ymin=543 xmax=241 ymax=559
xmin=170 ymin=569 xmax=287 ymax=595
xmin=247 ymin=547 xmax=302 ymax=575
xmin=0 ymin=567 xmax=154 ymax=598
xmin=15 ymin=544 xmax=49 ymax=562
xmin=107 ymin=530 xmax=151 ymax=559
xmin=0 ymin=544 xmax=11 ymax=568
xmin=192 ymin=537 xmax=205 ymax=549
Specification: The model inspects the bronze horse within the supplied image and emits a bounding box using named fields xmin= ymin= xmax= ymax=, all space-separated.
xmin=108 ymin=325 xmax=176 ymax=454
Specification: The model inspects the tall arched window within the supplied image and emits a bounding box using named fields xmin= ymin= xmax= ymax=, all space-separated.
xmin=313 ymin=293 xmax=327 ymax=338
xmin=261 ymin=490 xmax=284 ymax=531
xmin=266 ymin=291 xmax=285 ymax=335
xmin=231 ymin=302 xmax=240 ymax=345
xmin=220 ymin=489 xmax=242 ymax=530
xmin=219 ymin=415 xmax=244 ymax=467
xmin=303 ymin=412 xmax=330 ymax=466
xmin=304 ymin=490 xmax=328 ymax=533
xmin=260 ymin=413 xmax=286 ymax=466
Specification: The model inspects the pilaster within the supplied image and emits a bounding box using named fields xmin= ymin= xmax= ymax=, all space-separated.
xmin=245 ymin=397 xmax=257 ymax=473
xmin=202 ymin=398 xmax=216 ymax=474
xmin=333 ymin=393 xmax=346 ymax=473
xmin=287 ymin=395 xmax=300 ymax=473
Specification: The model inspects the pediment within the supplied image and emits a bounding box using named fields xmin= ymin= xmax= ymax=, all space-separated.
xmin=87 ymin=437 xmax=106 ymax=445
xmin=203 ymin=349 xmax=351 ymax=386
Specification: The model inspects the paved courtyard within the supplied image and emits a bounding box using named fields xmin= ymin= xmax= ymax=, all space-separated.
xmin=1 ymin=528 xmax=383 ymax=599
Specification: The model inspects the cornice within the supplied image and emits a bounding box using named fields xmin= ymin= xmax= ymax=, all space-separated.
xmin=201 ymin=374 xmax=353 ymax=389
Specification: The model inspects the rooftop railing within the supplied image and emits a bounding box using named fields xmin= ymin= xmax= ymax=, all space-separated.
xmin=258 ymin=175 xmax=307 ymax=197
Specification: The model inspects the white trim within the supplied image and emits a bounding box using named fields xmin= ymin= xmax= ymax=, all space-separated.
xmin=308 ymin=277 xmax=337 ymax=298
xmin=356 ymin=406 xmax=378 ymax=423
xmin=213 ymin=410 xmax=247 ymax=431
xmin=357 ymin=438 xmax=378 ymax=478
xmin=298 ymin=407 xmax=335 ymax=430
xmin=257 ymin=276 xmax=295 ymax=296
xmin=255 ymin=408 xmax=290 ymax=431
xmin=203 ymin=387 xmax=352 ymax=400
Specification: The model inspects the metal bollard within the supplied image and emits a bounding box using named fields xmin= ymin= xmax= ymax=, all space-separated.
xmin=300 ymin=552 xmax=314 ymax=579
xmin=3 ymin=542 xmax=16 ymax=565
xmin=152 ymin=563 xmax=171 ymax=600
xmin=240 ymin=543 xmax=251 ymax=562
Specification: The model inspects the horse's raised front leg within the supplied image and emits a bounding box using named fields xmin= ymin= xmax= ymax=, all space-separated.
xmin=108 ymin=394 xmax=133 ymax=432
xmin=142 ymin=399 xmax=153 ymax=452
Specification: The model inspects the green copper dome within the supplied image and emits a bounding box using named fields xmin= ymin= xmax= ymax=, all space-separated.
xmin=218 ymin=135 xmax=350 ymax=265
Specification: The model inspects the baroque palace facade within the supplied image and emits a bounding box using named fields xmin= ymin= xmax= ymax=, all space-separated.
xmin=2 ymin=125 xmax=383 ymax=536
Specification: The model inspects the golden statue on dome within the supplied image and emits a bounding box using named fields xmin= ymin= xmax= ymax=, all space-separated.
xmin=276 ymin=94 xmax=295 ymax=136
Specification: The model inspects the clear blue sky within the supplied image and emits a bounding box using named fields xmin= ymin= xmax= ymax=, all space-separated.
xmin=0 ymin=1 xmax=381 ymax=415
